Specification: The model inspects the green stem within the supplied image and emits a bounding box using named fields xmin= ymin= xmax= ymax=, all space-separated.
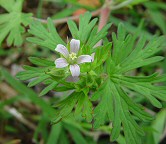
xmin=111 ymin=0 xmax=134 ymax=10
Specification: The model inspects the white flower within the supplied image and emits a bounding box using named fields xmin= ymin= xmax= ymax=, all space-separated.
xmin=55 ymin=39 xmax=92 ymax=77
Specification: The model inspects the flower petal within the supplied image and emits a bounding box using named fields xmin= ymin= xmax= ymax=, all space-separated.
xmin=70 ymin=39 xmax=80 ymax=54
xmin=70 ymin=64 xmax=80 ymax=77
xmin=55 ymin=44 xmax=69 ymax=58
xmin=55 ymin=58 xmax=69 ymax=68
xmin=66 ymin=76 xmax=80 ymax=82
xmin=77 ymin=55 xmax=92 ymax=64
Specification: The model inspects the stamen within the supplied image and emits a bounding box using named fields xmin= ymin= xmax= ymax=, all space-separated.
xmin=69 ymin=52 xmax=77 ymax=60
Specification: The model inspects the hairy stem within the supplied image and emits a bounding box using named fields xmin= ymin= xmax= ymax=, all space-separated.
xmin=96 ymin=0 xmax=111 ymax=47
xmin=98 ymin=2 xmax=111 ymax=31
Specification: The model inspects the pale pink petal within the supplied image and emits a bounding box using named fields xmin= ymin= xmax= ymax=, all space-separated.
xmin=70 ymin=39 xmax=80 ymax=54
xmin=70 ymin=64 xmax=80 ymax=77
xmin=66 ymin=76 xmax=80 ymax=82
xmin=55 ymin=44 xmax=69 ymax=58
xmin=77 ymin=55 xmax=92 ymax=64
xmin=55 ymin=58 xmax=69 ymax=68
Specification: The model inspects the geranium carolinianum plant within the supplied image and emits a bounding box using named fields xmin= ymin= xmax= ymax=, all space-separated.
xmin=17 ymin=12 xmax=166 ymax=144
xmin=55 ymin=39 xmax=92 ymax=77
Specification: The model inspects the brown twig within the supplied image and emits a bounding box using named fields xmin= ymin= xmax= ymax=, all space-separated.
xmin=4 ymin=106 xmax=36 ymax=130
xmin=32 ymin=9 xmax=101 ymax=25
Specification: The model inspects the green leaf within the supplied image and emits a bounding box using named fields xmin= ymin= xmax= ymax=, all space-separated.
xmin=148 ymin=10 xmax=166 ymax=34
xmin=79 ymin=13 xmax=98 ymax=43
xmin=112 ymin=75 xmax=166 ymax=108
xmin=68 ymin=12 xmax=111 ymax=48
xmin=152 ymin=74 xmax=166 ymax=83
xmin=22 ymin=65 xmax=50 ymax=72
xmin=28 ymin=75 xmax=50 ymax=87
xmin=64 ymin=122 xmax=88 ymax=144
xmin=91 ymin=79 xmax=114 ymax=128
xmin=87 ymin=23 xmax=111 ymax=48
xmin=144 ymin=1 xmax=166 ymax=34
xmin=39 ymin=81 xmax=58 ymax=96
xmin=116 ymin=135 xmax=126 ymax=144
xmin=28 ymin=57 xmax=54 ymax=66
xmin=144 ymin=1 xmax=166 ymax=10
xmin=58 ymin=128 xmax=69 ymax=144
xmin=130 ymin=0 xmax=148 ymax=6
xmin=27 ymin=18 xmax=65 ymax=51
xmin=33 ymin=115 xmax=49 ymax=142
xmin=92 ymin=42 xmax=112 ymax=71
xmin=0 ymin=0 xmax=32 ymax=46
xmin=111 ymin=83 xmax=144 ymax=144
xmin=16 ymin=71 xmax=43 ymax=81
xmin=76 ymin=93 xmax=93 ymax=122
xmin=46 ymin=123 xmax=62 ymax=144
xmin=121 ymin=73 xmax=158 ymax=82
xmin=119 ymin=56 xmax=164 ymax=74
xmin=47 ymin=18 xmax=66 ymax=46
xmin=0 ymin=0 xmax=15 ymax=12
xmin=117 ymin=86 xmax=153 ymax=122
xmin=111 ymin=16 xmax=153 ymax=40
xmin=67 ymin=19 xmax=79 ymax=38
xmin=110 ymin=23 xmax=165 ymax=74
xmin=52 ymin=92 xmax=80 ymax=124
xmin=150 ymin=109 xmax=166 ymax=144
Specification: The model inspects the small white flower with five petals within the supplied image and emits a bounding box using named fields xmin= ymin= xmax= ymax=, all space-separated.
xmin=55 ymin=39 xmax=92 ymax=77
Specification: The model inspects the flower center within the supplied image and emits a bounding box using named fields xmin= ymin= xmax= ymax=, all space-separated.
xmin=69 ymin=52 xmax=77 ymax=60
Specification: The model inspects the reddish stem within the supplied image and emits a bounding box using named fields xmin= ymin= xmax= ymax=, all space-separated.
xmin=98 ymin=7 xmax=111 ymax=31
xmin=96 ymin=1 xmax=111 ymax=47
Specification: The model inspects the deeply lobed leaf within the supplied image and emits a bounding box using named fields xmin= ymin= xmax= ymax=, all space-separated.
xmin=0 ymin=0 xmax=32 ymax=46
